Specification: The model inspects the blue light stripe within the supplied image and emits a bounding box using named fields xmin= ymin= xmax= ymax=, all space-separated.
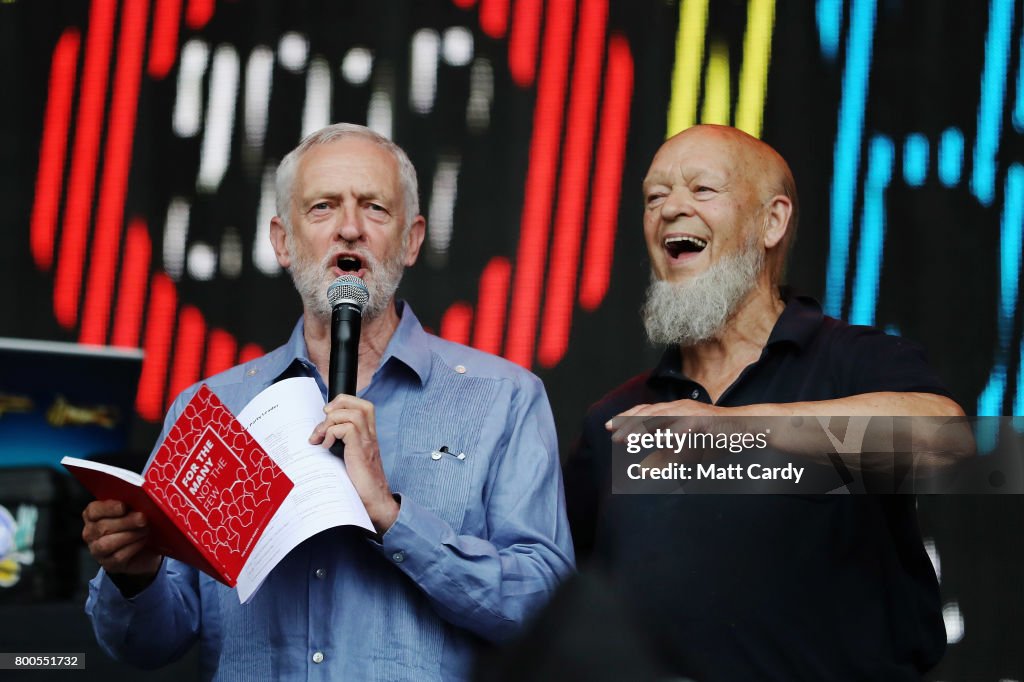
xmin=1015 ymin=26 xmax=1024 ymax=133
xmin=902 ymin=133 xmax=928 ymax=187
xmin=998 ymin=164 xmax=1024 ymax=342
xmin=938 ymin=127 xmax=964 ymax=187
xmin=824 ymin=0 xmax=878 ymax=317
xmin=816 ymin=0 xmax=843 ymax=60
xmin=970 ymin=0 xmax=1015 ymax=206
xmin=1015 ymin=336 xmax=1024 ymax=417
xmin=850 ymin=136 xmax=893 ymax=327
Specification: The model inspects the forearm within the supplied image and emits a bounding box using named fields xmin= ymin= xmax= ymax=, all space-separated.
xmin=730 ymin=393 xmax=973 ymax=470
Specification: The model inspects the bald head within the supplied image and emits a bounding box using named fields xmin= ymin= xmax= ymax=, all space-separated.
xmin=644 ymin=124 xmax=799 ymax=284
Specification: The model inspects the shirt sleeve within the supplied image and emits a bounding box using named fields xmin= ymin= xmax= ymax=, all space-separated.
xmin=85 ymin=559 xmax=202 ymax=668
xmin=838 ymin=326 xmax=954 ymax=398
xmin=374 ymin=371 xmax=576 ymax=643
xmin=84 ymin=388 xmax=205 ymax=667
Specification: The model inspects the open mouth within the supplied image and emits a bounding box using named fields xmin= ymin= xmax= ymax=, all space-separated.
xmin=664 ymin=235 xmax=708 ymax=258
xmin=336 ymin=254 xmax=364 ymax=273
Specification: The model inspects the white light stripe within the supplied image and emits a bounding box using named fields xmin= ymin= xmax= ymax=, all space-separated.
xmin=244 ymin=46 xmax=274 ymax=152
xmin=278 ymin=32 xmax=308 ymax=73
xmin=367 ymin=88 xmax=393 ymax=139
xmin=220 ymin=226 xmax=243 ymax=278
xmin=410 ymin=29 xmax=439 ymax=114
xmin=466 ymin=58 xmax=493 ymax=133
xmin=442 ymin=26 xmax=474 ymax=66
xmin=302 ymin=56 xmax=333 ymax=137
xmin=341 ymin=47 xmax=373 ymax=85
xmin=173 ymin=40 xmax=209 ymax=137
xmin=187 ymin=242 xmax=217 ymax=281
xmin=163 ymin=197 xmax=191 ymax=280
xmin=253 ymin=163 xmax=281 ymax=275
xmin=427 ymin=155 xmax=460 ymax=262
xmin=942 ymin=601 xmax=964 ymax=644
xmin=197 ymin=44 xmax=240 ymax=193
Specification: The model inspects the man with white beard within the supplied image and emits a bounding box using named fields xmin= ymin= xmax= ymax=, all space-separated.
xmin=82 ymin=123 xmax=574 ymax=681
xmin=564 ymin=125 xmax=964 ymax=681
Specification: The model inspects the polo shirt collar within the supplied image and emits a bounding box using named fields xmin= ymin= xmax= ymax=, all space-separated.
xmin=648 ymin=289 xmax=824 ymax=384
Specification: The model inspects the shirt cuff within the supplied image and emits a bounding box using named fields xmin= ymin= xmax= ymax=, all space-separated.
xmin=91 ymin=560 xmax=170 ymax=622
xmin=373 ymin=493 xmax=452 ymax=582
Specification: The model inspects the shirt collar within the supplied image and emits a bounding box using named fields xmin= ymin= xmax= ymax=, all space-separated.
xmin=267 ymin=300 xmax=432 ymax=383
xmin=377 ymin=300 xmax=432 ymax=386
xmin=649 ymin=289 xmax=824 ymax=384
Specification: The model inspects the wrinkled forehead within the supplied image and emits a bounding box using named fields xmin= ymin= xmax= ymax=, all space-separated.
xmin=296 ymin=138 xmax=401 ymax=195
xmin=643 ymin=130 xmax=766 ymax=191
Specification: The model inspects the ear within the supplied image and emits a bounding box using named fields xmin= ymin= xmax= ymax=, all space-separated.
xmin=402 ymin=215 xmax=427 ymax=267
xmin=762 ymin=195 xmax=792 ymax=250
xmin=269 ymin=216 xmax=292 ymax=270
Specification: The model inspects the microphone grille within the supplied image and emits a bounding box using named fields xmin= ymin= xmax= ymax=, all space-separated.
xmin=327 ymin=275 xmax=370 ymax=311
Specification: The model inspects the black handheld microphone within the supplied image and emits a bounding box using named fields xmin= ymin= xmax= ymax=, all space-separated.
xmin=326 ymin=275 xmax=369 ymax=456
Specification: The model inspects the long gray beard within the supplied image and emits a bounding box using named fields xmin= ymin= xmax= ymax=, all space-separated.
xmin=288 ymin=240 xmax=406 ymax=323
xmin=642 ymin=244 xmax=764 ymax=346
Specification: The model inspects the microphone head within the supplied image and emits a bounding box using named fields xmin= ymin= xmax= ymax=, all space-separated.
xmin=327 ymin=275 xmax=370 ymax=312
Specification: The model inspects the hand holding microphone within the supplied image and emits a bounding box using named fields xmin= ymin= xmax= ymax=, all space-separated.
xmin=326 ymin=275 xmax=369 ymax=456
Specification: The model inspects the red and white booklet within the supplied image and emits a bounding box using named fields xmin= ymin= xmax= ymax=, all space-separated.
xmin=63 ymin=377 xmax=373 ymax=603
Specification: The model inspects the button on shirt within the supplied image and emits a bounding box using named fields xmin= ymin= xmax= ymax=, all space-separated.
xmin=87 ymin=303 xmax=575 ymax=681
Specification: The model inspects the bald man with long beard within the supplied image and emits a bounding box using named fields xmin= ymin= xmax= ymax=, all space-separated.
xmin=565 ymin=125 xmax=964 ymax=681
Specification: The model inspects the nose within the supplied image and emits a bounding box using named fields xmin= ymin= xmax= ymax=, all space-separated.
xmin=660 ymin=187 xmax=694 ymax=221
xmin=335 ymin=203 xmax=365 ymax=243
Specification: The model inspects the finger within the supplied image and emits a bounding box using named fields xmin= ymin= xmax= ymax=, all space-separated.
xmin=310 ymin=409 xmax=360 ymax=445
xmin=606 ymin=404 xmax=652 ymax=429
xmin=320 ymin=422 xmax=355 ymax=451
xmin=323 ymin=394 xmax=374 ymax=414
xmin=83 ymin=511 xmax=146 ymax=543
xmin=321 ymin=407 xmax=378 ymax=444
xmin=82 ymin=500 xmax=127 ymax=523
xmin=90 ymin=528 xmax=149 ymax=560
xmin=107 ymin=536 xmax=151 ymax=567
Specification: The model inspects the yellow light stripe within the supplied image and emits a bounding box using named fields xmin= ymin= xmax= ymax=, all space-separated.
xmin=734 ymin=0 xmax=776 ymax=138
xmin=700 ymin=40 xmax=730 ymax=125
xmin=665 ymin=0 xmax=709 ymax=138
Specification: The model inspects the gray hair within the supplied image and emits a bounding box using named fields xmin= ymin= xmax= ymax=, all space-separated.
xmin=275 ymin=123 xmax=419 ymax=231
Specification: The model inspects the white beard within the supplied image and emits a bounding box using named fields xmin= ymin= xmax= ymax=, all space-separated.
xmin=287 ymin=237 xmax=406 ymax=323
xmin=642 ymin=240 xmax=764 ymax=346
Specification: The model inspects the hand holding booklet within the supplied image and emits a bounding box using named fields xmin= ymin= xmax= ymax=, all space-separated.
xmin=63 ymin=377 xmax=373 ymax=603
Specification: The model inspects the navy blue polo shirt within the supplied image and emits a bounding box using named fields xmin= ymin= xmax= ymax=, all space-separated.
xmin=565 ymin=293 xmax=949 ymax=682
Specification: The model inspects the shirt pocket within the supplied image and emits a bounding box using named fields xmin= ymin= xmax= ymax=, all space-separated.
xmin=387 ymin=364 xmax=502 ymax=532
xmin=390 ymin=446 xmax=477 ymax=530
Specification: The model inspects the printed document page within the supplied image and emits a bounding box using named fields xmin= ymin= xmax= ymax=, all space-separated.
xmin=234 ymin=377 xmax=373 ymax=602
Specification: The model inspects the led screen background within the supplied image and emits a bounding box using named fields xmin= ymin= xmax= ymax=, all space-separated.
xmin=0 ymin=0 xmax=1022 ymax=678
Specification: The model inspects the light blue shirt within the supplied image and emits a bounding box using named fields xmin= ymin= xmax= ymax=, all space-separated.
xmin=86 ymin=302 xmax=574 ymax=681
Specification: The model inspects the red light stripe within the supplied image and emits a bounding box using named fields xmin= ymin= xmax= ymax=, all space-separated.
xmin=204 ymin=328 xmax=238 ymax=377
xmin=238 ymin=343 xmax=265 ymax=364
xmin=30 ymin=29 xmax=80 ymax=271
xmin=504 ymin=0 xmax=577 ymax=367
xmin=136 ymin=273 xmax=177 ymax=421
xmin=80 ymin=0 xmax=150 ymax=346
xmin=441 ymin=302 xmax=474 ymax=346
xmin=185 ymin=0 xmax=214 ymax=29
xmin=167 ymin=305 xmax=206 ymax=404
xmin=451 ymin=0 xmax=477 ymax=8
xmin=580 ymin=34 xmax=632 ymax=311
xmin=112 ymin=218 xmax=151 ymax=348
xmin=472 ymin=257 xmax=511 ymax=354
xmin=148 ymin=0 xmax=182 ymax=79
xmin=480 ymin=0 xmax=509 ymax=38
xmin=508 ymin=0 xmax=543 ymax=87
xmin=54 ymin=0 xmax=117 ymax=329
xmin=537 ymin=0 xmax=607 ymax=368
